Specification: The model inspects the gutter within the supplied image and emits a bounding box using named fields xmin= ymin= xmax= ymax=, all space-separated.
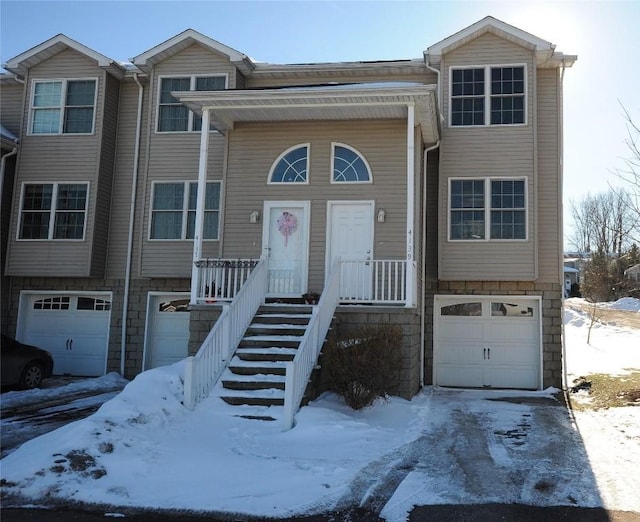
xmin=120 ymin=73 xmax=144 ymax=376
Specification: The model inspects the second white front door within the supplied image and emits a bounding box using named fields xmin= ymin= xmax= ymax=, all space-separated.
xmin=327 ymin=201 xmax=374 ymax=300
xmin=263 ymin=201 xmax=310 ymax=297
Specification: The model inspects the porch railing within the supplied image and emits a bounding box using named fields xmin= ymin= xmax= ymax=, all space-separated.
xmin=282 ymin=261 xmax=341 ymax=430
xmin=339 ymin=259 xmax=407 ymax=304
xmin=183 ymin=257 xmax=268 ymax=410
xmin=193 ymin=258 xmax=259 ymax=303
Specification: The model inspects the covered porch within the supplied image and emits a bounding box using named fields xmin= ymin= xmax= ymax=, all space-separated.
xmin=173 ymin=82 xmax=439 ymax=309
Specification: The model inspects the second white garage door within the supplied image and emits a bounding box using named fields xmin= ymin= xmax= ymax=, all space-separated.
xmin=144 ymin=294 xmax=191 ymax=370
xmin=434 ymin=296 xmax=541 ymax=390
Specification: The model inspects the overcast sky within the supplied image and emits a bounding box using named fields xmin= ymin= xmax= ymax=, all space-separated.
xmin=2 ymin=0 xmax=639 ymax=248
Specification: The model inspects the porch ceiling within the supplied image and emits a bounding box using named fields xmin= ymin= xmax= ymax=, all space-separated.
xmin=174 ymin=82 xmax=440 ymax=143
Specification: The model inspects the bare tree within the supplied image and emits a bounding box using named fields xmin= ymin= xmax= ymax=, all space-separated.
xmin=612 ymin=102 xmax=640 ymax=233
xmin=569 ymin=189 xmax=638 ymax=254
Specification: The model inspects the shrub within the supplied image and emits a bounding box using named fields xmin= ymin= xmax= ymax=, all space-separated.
xmin=323 ymin=324 xmax=403 ymax=409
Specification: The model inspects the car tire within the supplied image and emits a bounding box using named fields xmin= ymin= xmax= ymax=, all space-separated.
xmin=20 ymin=362 xmax=44 ymax=389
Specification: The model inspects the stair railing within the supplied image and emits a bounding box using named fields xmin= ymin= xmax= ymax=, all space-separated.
xmin=282 ymin=261 xmax=341 ymax=430
xmin=184 ymin=257 xmax=268 ymax=410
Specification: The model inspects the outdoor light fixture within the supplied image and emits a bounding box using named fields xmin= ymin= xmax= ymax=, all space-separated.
xmin=249 ymin=210 xmax=260 ymax=223
xmin=377 ymin=209 xmax=386 ymax=223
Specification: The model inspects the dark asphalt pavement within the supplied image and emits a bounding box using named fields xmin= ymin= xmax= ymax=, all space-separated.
xmin=2 ymin=504 xmax=640 ymax=521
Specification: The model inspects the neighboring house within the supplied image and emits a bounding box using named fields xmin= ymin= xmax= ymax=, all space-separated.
xmin=624 ymin=263 xmax=640 ymax=283
xmin=0 ymin=17 xmax=575 ymax=410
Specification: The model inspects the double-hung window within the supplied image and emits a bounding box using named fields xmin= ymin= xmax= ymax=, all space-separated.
xmin=157 ymin=75 xmax=226 ymax=132
xmin=30 ymin=79 xmax=96 ymax=134
xmin=449 ymin=178 xmax=526 ymax=240
xmin=150 ymin=181 xmax=221 ymax=240
xmin=451 ymin=65 xmax=525 ymax=126
xmin=19 ymin=182 xmax=89 ymax=240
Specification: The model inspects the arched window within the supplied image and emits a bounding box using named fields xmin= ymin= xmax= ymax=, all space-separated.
xmin=332 ymin=143 xmax=372 ymax=183
xmin=268 ymin=144 xmax=309 ymax=183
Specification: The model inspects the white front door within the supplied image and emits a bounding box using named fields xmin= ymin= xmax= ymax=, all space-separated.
xmin=263 ymin=201 xmax=310 ymax=297
xmin=18 ymin=293 xmax=111 ymax=376
xmin=327 ymin=201 xmax=374 ymax=300
xmin=144 ymin=293 xmax=191 ymax=370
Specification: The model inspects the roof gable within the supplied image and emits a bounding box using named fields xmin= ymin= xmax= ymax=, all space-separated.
xmin=132 ymin=29 xmax=255 ymax=75
xmin=425 ymin=15 xmax=576 ymax=68
xmin=428 ymin=16 xmax=553 ymax=56
xmin=2 ymin=34 xmax=124 ymax=79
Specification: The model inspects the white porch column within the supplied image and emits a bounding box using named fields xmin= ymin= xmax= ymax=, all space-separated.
xmin=190 ymin=108 xmax=211 ymax=304
xmin=406 ymin=104 xmax=415 ymax=307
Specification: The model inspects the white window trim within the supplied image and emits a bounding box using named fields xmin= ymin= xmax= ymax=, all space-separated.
xmin=447 ymin=176 xmax=528 ymax=242
xmin=17 ymin=181 xmax=90 ymax=241
xmin=448 ymin=64 xmax=528 ymax=128
xmin=330 ymin=142 xmax=373 ymax=184
xmin=28 ymin=78 xmax=98 ymax=136
xmin=148 ymin=180 xmax=222 ymax=241
xmin=267 ymin=143 xmax=311 ymax=185
xmin=155 ymin=73 xmax=228 ymax=134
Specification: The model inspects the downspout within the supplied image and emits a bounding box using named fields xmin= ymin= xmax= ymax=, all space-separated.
xmin=424 ymin=55 xmax=442 ymax=116
xmin=406 ymin=104 xmax=415 ymax=308
xmin=559 ymin=59 xmax=568 ymax=391
xmin=421 ymin=54 xmax=442 ymax=388
xmin=420 ymin=139 xmax=440 ymax=387
xmin=120 ymin=73 xmax=144 ymax=376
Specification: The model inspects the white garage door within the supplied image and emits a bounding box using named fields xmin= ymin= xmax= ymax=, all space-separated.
xmin=144 ymin=294 xmax=190 ymax=370
xmin=434 ymin=296 xmax=541 ymax=390
xmin=18 ymin=293 xmax=111 ymax=376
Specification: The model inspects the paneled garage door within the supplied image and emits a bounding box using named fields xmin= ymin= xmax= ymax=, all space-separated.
xmin=18 ymin=293 xmax=111 ymax=376
xmin=434 ymin=296 xmax=541 ymax=390
xmin=144 ymin=294 xmax=191 ymax=370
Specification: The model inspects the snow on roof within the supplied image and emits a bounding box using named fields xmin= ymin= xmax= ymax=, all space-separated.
xmin=0 ymin=123 xmax=19 ymax=144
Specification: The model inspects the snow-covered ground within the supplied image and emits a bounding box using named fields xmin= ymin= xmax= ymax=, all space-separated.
xmin=1 ymin=298 xmax=639 ymax=519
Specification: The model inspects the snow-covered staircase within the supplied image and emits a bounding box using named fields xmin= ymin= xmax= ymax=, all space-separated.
xmin=213 ymin=303 xmax=314 ymax=420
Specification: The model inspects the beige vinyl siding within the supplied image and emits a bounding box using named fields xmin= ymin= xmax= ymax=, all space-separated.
xmin=536 ymin=68 xmax=561 ymax=283
xmin=5 ymin=49 xmax=106 ymax=277
xmin=0 ymin=80 xmax=24 ymax=136
xmin=91 ymin=72 xmax=120 ymax=277
xmin=106 ymin=78 xmax=150 ymax=278
xmin=223 ymin=120 xmax=407 ymax=292
xmin=438 ymin=32 xmax=537 ymax=281
xmin=139 ymin=133 xmax=225 ymax=277
xmin=138 ymin=43 xmax=236 ymax=277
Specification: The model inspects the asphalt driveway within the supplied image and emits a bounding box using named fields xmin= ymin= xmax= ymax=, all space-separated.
xmin=0 ymin=374 xmax=128 ymax=458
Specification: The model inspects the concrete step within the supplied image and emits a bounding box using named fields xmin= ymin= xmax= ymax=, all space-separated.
xmin=238 ymin=336 xmax=301 ymax=349
xmin=246 ymin=324 xmax=307 ymax=336
xmin=228 ymin=359 xmax=287 ymax=376
xmin=235 ymin=347 xmax=298 ymax=362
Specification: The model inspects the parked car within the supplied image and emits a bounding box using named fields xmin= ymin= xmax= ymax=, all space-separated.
xmin=1 ymin=334 xmax=54 ymax=389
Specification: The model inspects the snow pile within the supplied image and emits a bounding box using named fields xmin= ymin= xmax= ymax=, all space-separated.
xmin=602 ymin=297 xmax=640 ymax=312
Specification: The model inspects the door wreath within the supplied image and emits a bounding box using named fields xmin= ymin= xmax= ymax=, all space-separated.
xmin=277 ymin=211 xmax=297 ymax=246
